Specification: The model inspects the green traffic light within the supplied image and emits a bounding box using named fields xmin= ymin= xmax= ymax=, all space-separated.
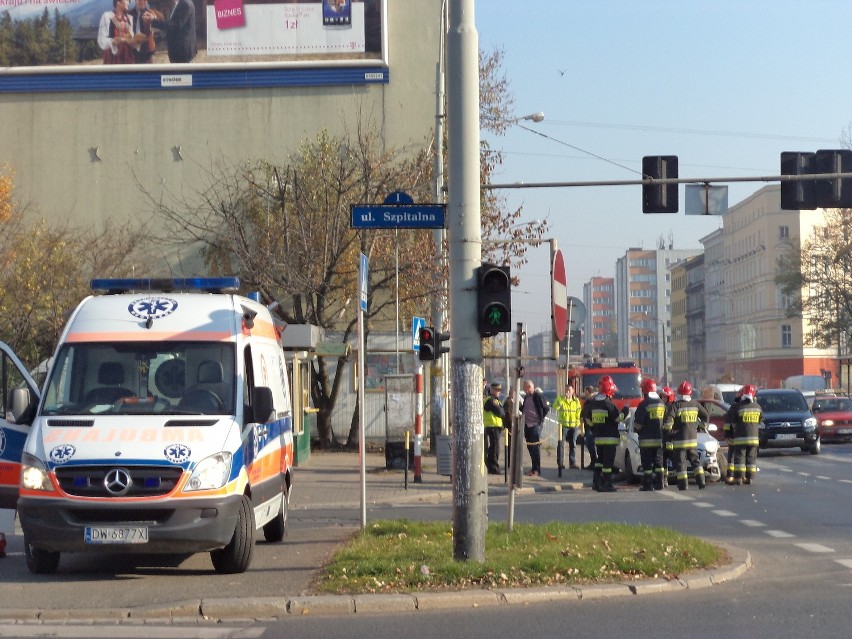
xmin=484 ymin=304 xmax=507 ymax=326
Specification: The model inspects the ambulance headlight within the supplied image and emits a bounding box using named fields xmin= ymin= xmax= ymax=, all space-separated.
xmin=20 ymin=452 xmax=52 ymax=491
xmin=186 ymin=452 xmax=232 ymax=491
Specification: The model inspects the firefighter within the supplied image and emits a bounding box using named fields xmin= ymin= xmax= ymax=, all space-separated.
xmin=726 ymin=384 xmax=762 ymax=485
xmin=663 ymin=380 xmax=709 ymax=490
xmin=633 ymin=377 xmax=667 ymax=491
xmin=723 ymin=387 xmax=744 ymax=483
xmin=581 ymin=377 xmax=624 ymax=492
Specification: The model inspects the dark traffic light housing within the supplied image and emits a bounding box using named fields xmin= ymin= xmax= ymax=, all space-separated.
xmin=642 ymin=155 xmax=678 ymax=213
xmin=418 ymin=326 xmax=449 ymax=361
xmin=476 ymin=263 xmax=511 ymax=336
xmin=781 ymin=149 xmax=852 ymax=210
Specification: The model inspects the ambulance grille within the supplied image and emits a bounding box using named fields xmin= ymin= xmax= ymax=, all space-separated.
xmin=47 ymin=419 xmax=95 ymax=427
xmin=55 ymin=466 xmax=184 ymax=498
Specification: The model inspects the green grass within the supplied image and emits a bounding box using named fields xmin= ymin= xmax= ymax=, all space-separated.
xmin=317 ymin=519 xmax=725 ymax=593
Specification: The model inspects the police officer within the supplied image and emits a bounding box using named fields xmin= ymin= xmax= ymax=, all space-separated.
xmin=483 ymin=382 xmax=505 ymax=475
xmin=726 ymin=384 xmax=762 ymax=485
xmin=633 ymin=378 xmax=667 ymax=491
xmin=663 ymin=380 xmax=709 ymax=490
xmin=553 ymin=383 xmax=582 ymax=470
xmin=581 ymin=377 xmax=624 ymax=492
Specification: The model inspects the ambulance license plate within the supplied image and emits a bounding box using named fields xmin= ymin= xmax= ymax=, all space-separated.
xmin=85 ymin=526 xmax=149 ymax=544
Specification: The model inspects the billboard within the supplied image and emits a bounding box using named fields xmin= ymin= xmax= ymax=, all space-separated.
xmin=0 ymin=0 xmax=387 ymax=91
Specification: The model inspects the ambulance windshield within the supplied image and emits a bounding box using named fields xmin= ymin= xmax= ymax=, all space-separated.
xmin=41 ymin=342 xmax=235 ymax=416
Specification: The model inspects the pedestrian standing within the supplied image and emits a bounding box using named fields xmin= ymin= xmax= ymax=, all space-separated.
xmin=521 ymin=379 xmax=549 ymax=476
xmin=726 ymin=384 xmax=762 ymax=485
xmin=633 ymin=378 xmax=667 ymax=491
xmin=483 ymin=383 xmax=505 ymax=475
xmin=553 ymin=383 xmax=582 ymax=470
xmin=663 ymin=380 xmax=709 ymax=490
xmin=581 ymin=377 xmax=622 ymax=492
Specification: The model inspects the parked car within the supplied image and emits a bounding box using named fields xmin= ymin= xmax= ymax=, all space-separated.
xmin=613 ymin=409 xmax=725 ymax=484
xmin=698 ymin=398 xmax=731 ymax=441
xmin=755 ymin=388 xmax=820 ymax=454
xmin=809 ymin=395 xmax=852 ymax=443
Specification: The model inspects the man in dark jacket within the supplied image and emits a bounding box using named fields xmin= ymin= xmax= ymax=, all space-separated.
xmin=146 ymin=0 xmax=196 ymax=63
xmin=520 ymin=379 xmax=549 ymax=476
xmin=633 ymin=377 xmax=666 ymax=491
xmin=581 ymin=377 xmax=623 ymax=492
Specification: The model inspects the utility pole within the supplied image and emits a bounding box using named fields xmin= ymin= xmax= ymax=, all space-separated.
xmin=446 ymin=0 xmax=486 ymax=562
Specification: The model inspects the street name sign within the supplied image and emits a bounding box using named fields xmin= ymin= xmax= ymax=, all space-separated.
xmin=350 ymin=204 xmax=447 ymax=229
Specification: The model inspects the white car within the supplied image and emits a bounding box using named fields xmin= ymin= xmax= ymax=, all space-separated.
xmin=613 ymin=410 xmax=726 ymax=484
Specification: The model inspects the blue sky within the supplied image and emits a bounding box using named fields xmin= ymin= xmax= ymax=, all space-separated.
xmin=475 ymin=0 xmax=848 ymax=334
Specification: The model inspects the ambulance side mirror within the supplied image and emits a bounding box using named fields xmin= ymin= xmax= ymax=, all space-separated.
xmin=250 ymin=386 xmax=275 ymax=424
xmin=7 ymin=387 xmax=37 ymax=424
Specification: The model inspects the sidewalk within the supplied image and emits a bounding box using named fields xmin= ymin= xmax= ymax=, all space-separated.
xmin=294 ymin=449 xmax=589 ymax=509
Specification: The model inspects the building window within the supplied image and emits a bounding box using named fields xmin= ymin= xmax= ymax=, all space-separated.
xmin=779 ymin=225 xmax=789 ymax=240
xmin=781 ymin=324 xmax=792 ymax=348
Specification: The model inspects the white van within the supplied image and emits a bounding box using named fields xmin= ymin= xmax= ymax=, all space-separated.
xmin=701 ymin=383 xmax=741 ymax=404
xmin=15 ymin=278 xmax=293 ymax=574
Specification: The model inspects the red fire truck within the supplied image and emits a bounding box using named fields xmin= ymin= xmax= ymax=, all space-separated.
xmin=568 ymin=359 xmax=644 ymax=411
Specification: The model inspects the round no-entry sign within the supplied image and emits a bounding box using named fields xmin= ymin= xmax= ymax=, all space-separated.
xmin=552 ymin=249 xmax=568 ymax=341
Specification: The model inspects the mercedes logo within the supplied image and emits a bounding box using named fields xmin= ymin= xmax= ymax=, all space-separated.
xmin=104 ymin=468 xmax=132 ymax=496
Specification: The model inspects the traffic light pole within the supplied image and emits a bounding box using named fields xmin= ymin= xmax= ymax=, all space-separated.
xmin=446 ymin=0 xmax=486 ymax=562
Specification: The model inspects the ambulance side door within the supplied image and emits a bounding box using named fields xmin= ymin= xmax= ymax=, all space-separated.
xmin=0 ymin=342 xmax=40 ymax=509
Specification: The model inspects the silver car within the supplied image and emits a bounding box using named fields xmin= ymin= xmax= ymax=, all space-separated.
xmin=614 ymin=409 xmax=726 ymax=484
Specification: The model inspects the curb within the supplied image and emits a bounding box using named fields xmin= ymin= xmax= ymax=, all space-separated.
xmin=0 ymin=545 xmax=752 ymax=622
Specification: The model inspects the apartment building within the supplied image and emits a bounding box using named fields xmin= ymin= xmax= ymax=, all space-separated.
xmin=582 ymin=277 xmax=616 ymax=358
xmin=701 ymin=185 xmax=832 ymax=387
xmin=616 ymin=245 xmax=701 ymax=384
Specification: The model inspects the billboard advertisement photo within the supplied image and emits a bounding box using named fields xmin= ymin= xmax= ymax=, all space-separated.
xmin=0 ymin=0 xmax=386 ymax=91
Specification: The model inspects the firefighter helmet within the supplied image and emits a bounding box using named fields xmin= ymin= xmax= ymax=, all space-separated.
xmin=599 ymin=378 xmax=617 ymax=398
xmin=740 ymin=384 xmax=757 ymax=400
xmin=662 ymin=386 xmax=674 ymax=403
xmin=677 ymin=380 xmax=693 ymax=396
xmin=641 ymin=378 xmax=657 ymax=395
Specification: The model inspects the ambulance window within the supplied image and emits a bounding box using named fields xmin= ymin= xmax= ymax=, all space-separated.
xmin=243 ymin=346 xmax=255 ymax=420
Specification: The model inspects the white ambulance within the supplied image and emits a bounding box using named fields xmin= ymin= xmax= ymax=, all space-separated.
xmin=16 ymin=277 xmax=293 ymax=574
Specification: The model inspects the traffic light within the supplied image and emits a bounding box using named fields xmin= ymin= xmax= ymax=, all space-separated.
xmin=780 ymin=151 xmax=816 ymax=210
xmin=781 ymin=150 xmax=852 ymax=210
xmin=816 ymin=149 xmax=852 ymax=209
xmin=476 ymin=263 xmax=511 ymax=336
xmin=418 ymin=326 xmax=449 ymax=361
xmin=642 ymin=155 xmax=678 ymax=213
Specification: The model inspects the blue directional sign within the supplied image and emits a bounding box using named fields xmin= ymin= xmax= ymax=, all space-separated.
xmin=351 ymin=204 xmax=446 ymax=229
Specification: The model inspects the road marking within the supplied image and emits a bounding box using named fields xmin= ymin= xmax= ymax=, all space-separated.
xmin=765 ymin=530 xmax=795 ymax=538
xmin=795 ymin=542 xmax=834 ymax=553
xmin=712 ymin=510 xmax=737 ymax=517
xmin=816 ymin=475 xmax=831 ymax=480
xmin=777 ymin=467 xmax=794 ymax=473
xmin=839 ymin=479 xmax=852 ymax=484
xmin=740 ymin=519 xmax=765 ymax=527
xmin=0 ymin=626 xmax=264 ymax=638
xmin=797 ymin=472 xmax=811 ymax=477
xmin=835 ymin=559 xmax=852 ymax=569
xmin=693 ymin=501 xmax=715 ymax=508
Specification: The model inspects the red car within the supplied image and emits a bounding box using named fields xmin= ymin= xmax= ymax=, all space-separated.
xmin=698 ymin=398 xmax=730 ymax=442
xmin=810 ymin=395 xmax=852 ymax=442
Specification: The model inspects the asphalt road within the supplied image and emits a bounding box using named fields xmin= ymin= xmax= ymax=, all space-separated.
xmin=2 ymin=444 xmax=852 ymax=638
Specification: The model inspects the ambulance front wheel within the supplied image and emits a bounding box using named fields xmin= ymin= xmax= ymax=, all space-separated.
xmin=210 ymin=495 xmax=255 ymax=574
xmin=263 ymin=487 xmax=289 ymax=543
xmin=25 ymin=537 xmax=60 ymax=574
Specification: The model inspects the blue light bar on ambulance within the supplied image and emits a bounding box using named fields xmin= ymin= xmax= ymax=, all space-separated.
xmin=90 ymin=277 xmax=241 ymax=294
